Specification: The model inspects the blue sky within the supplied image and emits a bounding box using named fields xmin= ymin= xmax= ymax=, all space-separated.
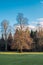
xmin=0 ymin=0 xmax=43 ymax=27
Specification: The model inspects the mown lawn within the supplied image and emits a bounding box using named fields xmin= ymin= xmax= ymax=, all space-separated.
xmin=0 ymin=53 xmax=43 ymax=65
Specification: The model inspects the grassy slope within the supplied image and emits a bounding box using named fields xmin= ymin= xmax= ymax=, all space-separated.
xmin=0 ymin=54 xmax=43 ymax=65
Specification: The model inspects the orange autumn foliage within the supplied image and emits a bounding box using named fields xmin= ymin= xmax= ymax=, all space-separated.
xmin=11 ymin=29 xmax=33 ymax=52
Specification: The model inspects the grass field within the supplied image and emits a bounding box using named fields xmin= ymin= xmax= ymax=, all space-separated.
xmin=0 ymin=52 xmax=43 ymax=65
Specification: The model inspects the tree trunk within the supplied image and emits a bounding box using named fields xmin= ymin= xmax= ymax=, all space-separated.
xmin=5 ymin=30 xmax=7 ymax=51
xmin=20 ymin=46 xmax=22 ymax=52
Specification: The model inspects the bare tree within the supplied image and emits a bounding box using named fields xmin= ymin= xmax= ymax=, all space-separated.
xmin=1 ymin=20 xmax=9 ymax=51
xmin=16 ymin=13 xmax=28 ymax=30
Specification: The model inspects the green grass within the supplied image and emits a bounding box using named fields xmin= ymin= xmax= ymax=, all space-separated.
xmin=0 ymin=54 xmax=43 ymax=65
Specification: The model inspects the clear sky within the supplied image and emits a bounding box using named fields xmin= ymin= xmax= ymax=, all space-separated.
xmin=0 ymin=0 xmax=43 ymax=26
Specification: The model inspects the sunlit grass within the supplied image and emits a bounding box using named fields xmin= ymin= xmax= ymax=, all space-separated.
xmin=0 ymin=52 xmax=43 ymax=54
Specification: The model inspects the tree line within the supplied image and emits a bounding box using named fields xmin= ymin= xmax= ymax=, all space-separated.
xmin=0 ymin=13 xmax=43 ymax=52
